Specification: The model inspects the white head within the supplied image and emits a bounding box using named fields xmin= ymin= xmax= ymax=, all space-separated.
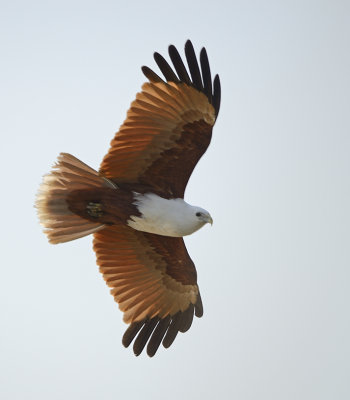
xmin=192 ymin=206 xmax=213 ymax=228
xmin=171 ymin=203 xmax=213 ymax=236
xmin=129 ymin=194 xmax=213 ymax=237
xmin=169 ymin=203 xmax=213 ymax=236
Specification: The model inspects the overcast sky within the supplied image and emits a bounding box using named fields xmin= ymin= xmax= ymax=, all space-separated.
xmin=1 ymin=1 xmax=349 ymax=399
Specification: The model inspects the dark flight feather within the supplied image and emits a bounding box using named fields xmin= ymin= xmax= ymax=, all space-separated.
xmin=146 ymin=315 xmax=172 ymax=357
xmin=168 ymin=44 xmax=192 ymax=85
xmin=185 ymin=40 xmax=203 ymax=91
xmin=133 ymin=317 xmax=160 ymax=356
xmin=154 ymin=52 xmax=180 ymax=83
xmin=200 ymin=47 xmax=212 ymax=103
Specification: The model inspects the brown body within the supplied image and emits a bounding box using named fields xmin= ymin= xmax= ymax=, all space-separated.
xmin=67 ymin=187 xmax=141 ymax=225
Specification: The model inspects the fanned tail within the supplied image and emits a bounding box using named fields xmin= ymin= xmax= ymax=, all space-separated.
xmin=35 ymin=153 xmax=116 ymax=244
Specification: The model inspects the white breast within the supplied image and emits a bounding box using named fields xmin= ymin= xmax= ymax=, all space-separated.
xmin=127 ymin=193 xmax=205 ymax=237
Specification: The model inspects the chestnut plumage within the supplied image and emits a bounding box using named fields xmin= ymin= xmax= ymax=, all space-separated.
xmin=36 ymin=40 xmax=221 ymax=356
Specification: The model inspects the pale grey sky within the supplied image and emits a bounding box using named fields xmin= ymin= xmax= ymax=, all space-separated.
xmin=1 ymin=1 xmax=349 ymax=399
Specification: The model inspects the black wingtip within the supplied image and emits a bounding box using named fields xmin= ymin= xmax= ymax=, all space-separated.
xmin=178 ymin=303 xmax=194 ymax=333
xmin=200 ymin=47 xmax=212 ymax=103
xmin=141 ymin=66 xmax=164 ymax=83
xmin=184 ymin=39 xmax=193 ymax=49
xmin=146 ymin=315 xmax=171 ymax=357
xmin=132 ymin=317 xmax=159 ymax=356
xmin=143 ymin=40 xmax=221 ymax=118
xmin=122 ymin=302 xmax=201 ymax=356
xmin=213 ymin=74 xmax=221 ymax=117
xmin=195 ymin=292 xmax=204 ymax=318
xmin=184 ymin=40 xmax=203 ymax=92
xmin=162 ymin=312 xmax=182 ymax=349
xmin=168 ymin=44 xmax=192 ymax=85
xmin=154 ymin=52 xmax=179 ymax=83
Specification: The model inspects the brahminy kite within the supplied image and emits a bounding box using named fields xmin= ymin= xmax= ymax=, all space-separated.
xmin=36 ymin=40 xmax=221 ymax=356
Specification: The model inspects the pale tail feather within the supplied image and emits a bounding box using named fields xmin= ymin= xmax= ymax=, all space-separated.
xmin=35 ymin=153 xmax=116 ymax=244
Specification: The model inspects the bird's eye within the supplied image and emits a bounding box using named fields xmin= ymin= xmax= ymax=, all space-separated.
xmin=196 ymin=212 xmax=201 ymax=217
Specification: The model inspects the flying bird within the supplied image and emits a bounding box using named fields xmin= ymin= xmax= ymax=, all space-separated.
xmin=36 ymin=40 xmax=221 ymax=356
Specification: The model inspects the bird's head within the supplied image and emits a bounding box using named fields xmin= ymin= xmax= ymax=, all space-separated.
xmin=194 ymin=208 xmax=213 ymax=227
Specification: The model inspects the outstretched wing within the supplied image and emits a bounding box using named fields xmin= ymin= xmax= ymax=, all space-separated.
xmin=93 ymin=225 xmax=203 ymax=357
xmin=100 ymin=40 xmax=221 ymax=198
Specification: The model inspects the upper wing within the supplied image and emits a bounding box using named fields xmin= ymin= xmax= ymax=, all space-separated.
xmin=100 ymin=40 xmax=221 ymax=198
xmin=93 ymin=224 xmax=203 ymax=357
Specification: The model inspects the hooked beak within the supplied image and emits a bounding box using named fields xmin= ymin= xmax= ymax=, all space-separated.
xmin=206 ymin=215 xmax=213 ymax=226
